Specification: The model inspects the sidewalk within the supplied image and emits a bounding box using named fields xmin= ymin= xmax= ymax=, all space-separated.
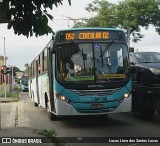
xmin=0 ymin=97 xmax=40 ymax=136
xmin=0 ymin=97 xmax=17 ymax=103
xmin=0 ymin=127 xmax=43 ymax=137
xmin=0 ymin=98 xmax=52 ymax=146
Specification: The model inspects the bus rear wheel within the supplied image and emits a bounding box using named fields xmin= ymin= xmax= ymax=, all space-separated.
xmin=34 ymin=102 xmax=38 ymax=107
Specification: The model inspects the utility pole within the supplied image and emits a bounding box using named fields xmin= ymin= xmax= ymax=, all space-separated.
xmin=62 ymin=15 xmax=86 ymax=27
xmin=8 ymin=65 xmax=15 ymax=91
xmin=127 ymin=28 xmax=131 ymax=48
xmin=0 ymin=36 xmax=7 ymax=98
xmin=3 ymin=37 xmax=6 ymax=99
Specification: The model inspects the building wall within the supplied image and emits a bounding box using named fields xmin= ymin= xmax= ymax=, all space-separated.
xmin=0 ymin=55 xmax=4 ymax=85
xmin=0 ymin=84 xmax=11 ymax=97
xmin=0 ymin=55 xmax=4 ymax=67
xmin=0 ymin=55 xmax=12 ymax=97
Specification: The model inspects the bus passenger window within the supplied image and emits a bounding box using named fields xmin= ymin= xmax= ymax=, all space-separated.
xmin=38 ymin=56 xmax=41 ymax=74
xmin=44 ymin=49 xmax=48 ymax=72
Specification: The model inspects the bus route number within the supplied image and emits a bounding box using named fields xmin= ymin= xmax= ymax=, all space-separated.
xmin=66 ymin=33 xmax=75 ymax=40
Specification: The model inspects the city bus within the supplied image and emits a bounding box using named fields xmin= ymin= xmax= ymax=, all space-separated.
xmin=28 ymin=28 xmax=132 ymax=120
xmin=20 ymin=75 xmax=29 ymax=92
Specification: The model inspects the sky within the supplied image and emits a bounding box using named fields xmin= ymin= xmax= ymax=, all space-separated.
xmin=0 ymin=0 xmax=160 ymax=71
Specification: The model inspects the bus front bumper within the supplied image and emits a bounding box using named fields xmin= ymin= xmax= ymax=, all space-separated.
xmin=54 ymin=95 xmax=132 ymax=116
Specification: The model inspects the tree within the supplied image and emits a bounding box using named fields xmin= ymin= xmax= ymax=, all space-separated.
xmin=77 ymin=0 xmax=160 ymax=42
xmin=24 ymin=63 xmax=29 ymax=74
xmin=0 ymin=0 xmax=71 ymax=37
xmin=13 ymin=66 xmax=21 ymax=74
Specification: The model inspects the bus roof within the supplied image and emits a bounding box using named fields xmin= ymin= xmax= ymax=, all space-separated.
xmin=55 ymin=27 xmax=124 ymax=34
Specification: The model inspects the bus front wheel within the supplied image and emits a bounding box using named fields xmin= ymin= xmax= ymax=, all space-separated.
xmin=46 ymin=102 xmax=58 ymax=121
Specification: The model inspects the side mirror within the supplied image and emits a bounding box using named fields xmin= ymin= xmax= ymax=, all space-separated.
xmin=50 ymin=44 xmax=56 ymax=54
xmin=129 ymin=47 xmax=134 ymax=52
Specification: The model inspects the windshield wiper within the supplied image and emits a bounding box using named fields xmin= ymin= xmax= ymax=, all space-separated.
xmin=98 ymin=40 xmax=115 ymax=68
xmin=99 ymin=45 xmax=104 ymax=67
xmin=100 ymin=40 xmax=115 ymax=58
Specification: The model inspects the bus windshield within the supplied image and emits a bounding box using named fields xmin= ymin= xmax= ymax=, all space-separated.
xmin=56 ymin=42 xmax=129 ymax=83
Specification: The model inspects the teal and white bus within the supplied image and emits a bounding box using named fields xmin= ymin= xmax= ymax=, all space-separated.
xmin=20 ymin=75 xmax=29 ymax=92
xmin=28 ymin=28 xmax=132 ymax=120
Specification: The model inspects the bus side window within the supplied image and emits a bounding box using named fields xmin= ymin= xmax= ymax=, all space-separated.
xmin=29 ymin=64 xmax=32 ymax=78
xmin=32 ymin=61 xmax=35 ymax=77
xmin=38 ymin=55 xmax=41 ymax=74
xmin=34 ymin=61 xmax=36 ymax=77
xmin=42 ymin=51 xmax=45 ymax=72
xmin=44 ymin=49 xmax=48 ymax=72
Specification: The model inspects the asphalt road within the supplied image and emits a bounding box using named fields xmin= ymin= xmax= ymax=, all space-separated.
xmin=1 ymin=92 xmax=160 ymax=146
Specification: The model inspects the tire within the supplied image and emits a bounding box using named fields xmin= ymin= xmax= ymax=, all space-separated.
xmin=32 ymin=92 xmax=38 ymax=107
xmin=132 ymin=92 xmax=154 ymax=120
xmin=34 ymin=102 xmax=38 ymax=107
xmin=46 ymin=101 xmax=58 ymax=121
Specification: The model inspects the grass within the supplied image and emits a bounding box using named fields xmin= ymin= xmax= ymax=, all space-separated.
xmin=6 ymin=88 xmax=20 ymax=101
xmin=34 ymin=129 xmax=67 ymax=146
xmin=35 ymin=128 xmax=58 ymax=137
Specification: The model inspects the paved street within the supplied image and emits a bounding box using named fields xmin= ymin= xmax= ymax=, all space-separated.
xmin=0 ymin=92 xmax=160 ymax=146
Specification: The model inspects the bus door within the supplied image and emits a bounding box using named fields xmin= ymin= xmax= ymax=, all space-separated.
xmin=48 ymin=48 xmax=55 ymax=112
xmin=35 ymin=60 xmax=40 ymax=104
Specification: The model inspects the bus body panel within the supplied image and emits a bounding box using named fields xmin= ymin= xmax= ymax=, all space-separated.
xmin=55 ymin=99 xmax=72 ymax=115
xmin=53 ymin=80 xmax=131 ymax=115
xmin=54 ymin=95 xmax=131 ymax=116
xmin=30 ymin=78 xmax=38 ymax=103
xmin=38 ymin=73 xmax=49 ymax=108
xmin=29 ymin=73 xmax=49 ymax=108
xmin=112 ymin=95 xmax=131 ymax=113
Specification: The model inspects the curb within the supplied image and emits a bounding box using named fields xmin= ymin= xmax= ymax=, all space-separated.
xmin=0 ymin=98 xmax=18 ymax=103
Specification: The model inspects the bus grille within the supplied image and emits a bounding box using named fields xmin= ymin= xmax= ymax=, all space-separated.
xmin=69 ymin=88 xmax=120 ymax=96
xmin=76 ymin=108 xmax=116 ymax=113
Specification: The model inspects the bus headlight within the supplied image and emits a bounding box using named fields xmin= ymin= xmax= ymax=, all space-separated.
xmin=55 ymin=92 xmax=72 ymax=104
xmin=120 ymin=92 xmax=130 ymax=102
xmin=59 ymin=95 xmax=66 ymax=101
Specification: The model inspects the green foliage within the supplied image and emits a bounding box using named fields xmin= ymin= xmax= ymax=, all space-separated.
xmin=13 ymin=66 xmax=21 ymax=72
xmin=77 ymin=0 xmax=160 ymax=42
xmin=24 ymin=63 xmax=29 ymax=74
xmin=0 ymin=0 xmax=71 ymax=37
xmin=35 ymin=128 xmax=57 ymax=137
xmin=9 ymin=66 xmax=21 ymax=77
xmin=7 ymin=90 xmax=20 ymax=101
xmin=34 ymin=129 xmax=67 ymax=146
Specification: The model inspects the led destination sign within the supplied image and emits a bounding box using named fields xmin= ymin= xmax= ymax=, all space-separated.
xmin=58 ymin=30 xmax=124 ymax=41
xmin=66 ymin=32 xmax=110 ymax=40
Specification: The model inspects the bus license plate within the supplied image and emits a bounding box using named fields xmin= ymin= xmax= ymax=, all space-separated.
xmin=91 ymin=103 xmax=103 ymax=109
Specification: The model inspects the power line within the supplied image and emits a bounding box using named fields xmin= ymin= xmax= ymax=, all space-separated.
xmin=52 ymin=18 xmax=89 ymax=21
